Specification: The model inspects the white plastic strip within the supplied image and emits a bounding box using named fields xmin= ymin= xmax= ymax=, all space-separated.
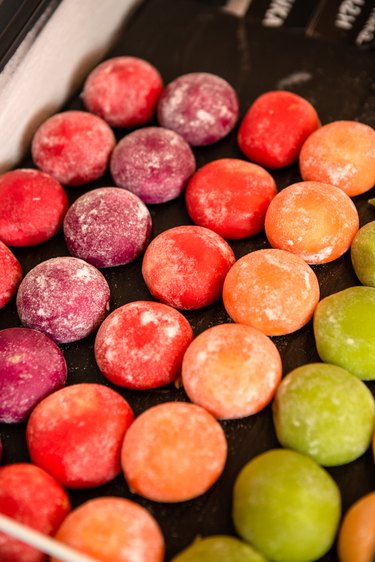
xmin=0 ymin=513 xmax=99 ymax=562
xmin=0 ymin=0 xmax=141 ymax=173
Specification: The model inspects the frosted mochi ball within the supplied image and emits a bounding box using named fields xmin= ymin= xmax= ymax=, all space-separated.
xmin=273 ymin=362 xmax=375 ymax=466
xmin=31 ymin=111 xmax=115 ymax=186
xmin=95 ymin=301 xmax=193 ymax=389
xmin=157 ymin=72 xmax=239 ymax=146
xmin=110 ymin=127 xmax=196 ymax=204
xmin=16 ymin=257 xmax=110 ymax=343
xmin=142 ymin=225 xmax=235 ymax=310
xmin=82 ymin=56 xmax=163 ymax=128
xmin=0 ymin=327 xmax=67 ymax=423
xmin=314 ymin=286 xmax=375 ymax=380
xmin=63 ymin=187 xmax=152 ymax=268
xmin=299 ymin=120 xmax=375 ymax=196
xmin=233 ymin=449 xmax=341 ymax=562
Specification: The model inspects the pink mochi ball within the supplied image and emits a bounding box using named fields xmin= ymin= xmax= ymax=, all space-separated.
xmin=157 ymin=72 xmax=239 ymax=146
xmin=16 ymin=257 xmax=110 ymax=343
xmin=63 ymin=187 xmax=152 ymax=267
xmin=0 ymin=328 xmax=67 ymax=423
xmin=110 ymin=127 xmax=196 ymax=204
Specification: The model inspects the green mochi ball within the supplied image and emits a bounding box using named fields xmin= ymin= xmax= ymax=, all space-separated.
xmin=273 ymin=363 xmax=375 ymax=466
xmin=233 ymin=449 xmax=341 ymax=562
xmin=314 ymin=286 xmax=375 ymax=380
xmin=171 ymin=535 xmax=267 ymax=562
xmin=351 ymin=220 xmax=375 ymax=286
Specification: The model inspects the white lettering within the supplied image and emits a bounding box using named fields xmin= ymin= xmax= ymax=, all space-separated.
xmin=356 ymin=7 xmax=375 ymax=45
xmin=335 ymin=0 xmax=365 ymax=31
xmin=263 ymin=0 xmax=295 ymax=27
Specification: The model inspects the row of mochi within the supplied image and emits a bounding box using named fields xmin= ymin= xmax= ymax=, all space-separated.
xmin=0 ymin=460 xmax=374 ymax=562
xmin=28 ymin=55 xmax=375 ymax=197
xmin=0 ymin=111 xmax=374 ymax=252
xmin=3 ymin=210 xmax=375 ymax=392
xmin=0 ymin=169 xmax=366 ymax=323
xmin=3 ymin=201 xmax=375 ymax=391
xmin=0 ymin=219 xmax=355 ymax=352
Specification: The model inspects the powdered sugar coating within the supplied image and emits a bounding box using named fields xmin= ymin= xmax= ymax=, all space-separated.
xmin=32 ymin=110 xmax=116 ymax=186
xmin=299 ymin=120 xmax=375 ymax=196
xmin=265 ymin=181 xmax=359 ymax=264
xmin=314 ymin=286 xmax=375 ymax=381
xmin=121 ymin=401 xmax=227 ymax=502
xmin=0 ymin=241 xmax=22 ymax=309
xmin=223 ymin=249 xmax=320 ymax=336
xmin=82 ymin=56 xmax=163 ymax=128
xmin=0 ymin=463 xmax=71 ymax=562
xmin=63 ymin=187 xmax=152 ymax=268
xmin=238 ymin=90 xmax=320 ymax=168
xmin=273 ymin=363 xmax=375 ymax=466
xmin=110 ymin=127 xmax=196 ymax=204
xmin=0 ymin=169 xmax=68 ymax=247
xmin=16 ymin=256 xmax=110 ymax=343
xmin=182 ymin=323 xmax=282 ymax=419
xmin=27 ymin=383 xmax=134 ymax=489
xmin=185 ymin=158 xmax=277 ymax=239
xmin=157 ymin=72 xmax=239 ymax=146
xmin=95 ymin=301 xmax=193 ymax=389
xmin=0 ymin=327 xmax=67 ymax=423
xmin=142 ymin=225 xmax=236 ymax=310
xmin=53 ymin=497 xmax=164 ymax=562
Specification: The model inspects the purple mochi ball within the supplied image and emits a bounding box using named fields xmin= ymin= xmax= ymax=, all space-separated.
xmin=110 ymin=127 xmax=196 ymax=204
xmin=0 ymin=327 xmax=67 ymax=423
xmin=16 ymin=256 xmax=110 ymax=344
xmin=63 ymin=187 xmax=152 ymax=267
xmin=157 ymin=72 xmax=239 ymax=146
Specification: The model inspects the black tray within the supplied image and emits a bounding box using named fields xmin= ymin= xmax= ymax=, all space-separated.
xmin=1 ymin=1 xmax=375 ymax=561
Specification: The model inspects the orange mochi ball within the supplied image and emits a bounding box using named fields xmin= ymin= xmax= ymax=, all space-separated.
xmin=299 ymin=120 xmax=375 ymax=196
xmin=182 ymin=323 xmax=282 ymax=419
xmin=223 ymin=248 xmax=320 ymax=336
xmin=121 ymin=401 xmax=227 ymax=502
xmin=265 ymin=181 xmax=359 ymax=264
xmin=52 ymin=496 xmax=164 ymax=562
xmin=337 ymin=492 xmax=375 ymax=562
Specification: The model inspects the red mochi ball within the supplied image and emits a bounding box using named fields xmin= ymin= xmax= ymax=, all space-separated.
xmin=142 ymin=225 xmax=235 ymax=310
xmin=26 ymin=383 xmax=134 ymax=489
xmin=238 ymin=90 xmax=320 ymax=168
xmin=82 ymin=56 xmax=163 ymax=128
xmin=0 ymin=169 xmax=68 ymax=247
xmin=32 ymin=110 xmax=115 ymax=186
xmin=95 ymin=300 xmax=194 ymax=389
xmin=185 ymin=158 xmax=277 ymax=239
xmin=0 ymin=463 xmax=71 ymax=562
